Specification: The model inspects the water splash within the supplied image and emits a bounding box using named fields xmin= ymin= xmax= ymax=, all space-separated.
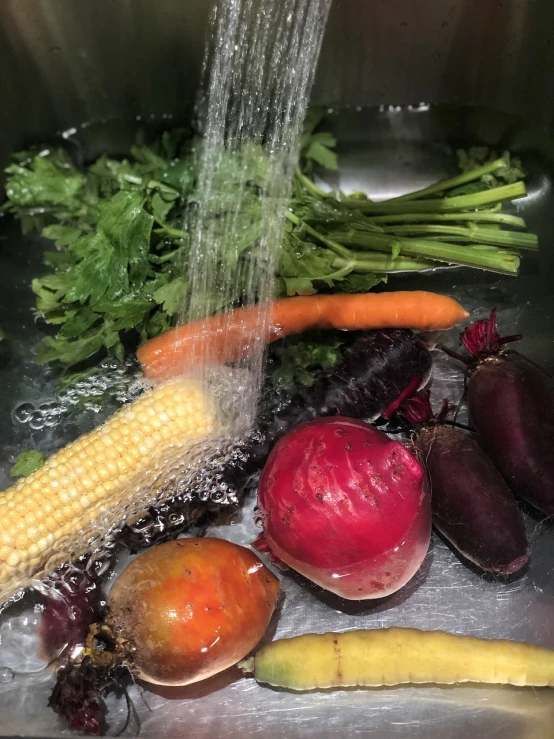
xmin=181 ymin=0 xmax=332 ymax=427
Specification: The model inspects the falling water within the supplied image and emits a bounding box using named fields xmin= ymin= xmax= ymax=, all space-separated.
xmin=0 ymin=0 xmax=332 ymax=609
xmin=181 ymin=0 xmax=332 ymax=427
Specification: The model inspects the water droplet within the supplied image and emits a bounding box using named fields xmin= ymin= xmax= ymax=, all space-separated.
xmin=28 ymin=411 xmax=45 ymax=431
xmin=100 ymin=359 xmax=120 ymax=371
xmin=39 ymin=401 xmax=60 ymax=413
xmin=13 ymin=402 xmax=35 ymax=423
xmin=0 ymin=666 xmax=15 ymax=683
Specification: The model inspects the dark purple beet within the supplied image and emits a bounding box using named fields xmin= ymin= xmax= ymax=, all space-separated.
xmin=449 ymin=310 xmax=554 ymax=515
xmin=416 ymin=425 xmax=529 ymax=575
xmin=467 ymin=352 xmax=554 ymax=514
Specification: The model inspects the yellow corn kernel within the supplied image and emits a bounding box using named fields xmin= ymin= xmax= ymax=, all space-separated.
xmin=0 ymin=377 xmax=218 ymax=603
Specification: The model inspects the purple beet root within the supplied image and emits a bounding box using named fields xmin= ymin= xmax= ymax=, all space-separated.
xmin=450 ymin=310 xmax=554 ymax=515
xmin=416 ymin=424 xmax=529 ymax=575
xmin=37 ymin=568 xmax=102 ymax=664
xmin=398 ymin=390 xmax=529 ymax=576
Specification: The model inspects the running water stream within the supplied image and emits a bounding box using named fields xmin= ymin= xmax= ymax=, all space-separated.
xmin=182 ymin=0 xmax=332 ymax=426
xmin=0 ymin=0 xmax=332 ymax=691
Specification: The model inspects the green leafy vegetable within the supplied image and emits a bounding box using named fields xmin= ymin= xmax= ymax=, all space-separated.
xmin=1 ymin=113 xmax=537 ymax=372
xmin=457 ymin=147 xmax=526 ymax=187
xmin=269 ymin=332 xmax=347 ymax=388
xmin=153 ymin=279 xmax=188 ymax=316
xmin=10 ymin=450 xmax=46 ymax=478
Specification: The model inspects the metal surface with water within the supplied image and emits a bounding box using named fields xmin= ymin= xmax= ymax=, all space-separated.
xmin=0 ymin=105 xmax=553 ymax=737
xmin=2 ymin=0 xmax=554 ymax=168
xmin=1 ymin=0 xmax=554 ymax=736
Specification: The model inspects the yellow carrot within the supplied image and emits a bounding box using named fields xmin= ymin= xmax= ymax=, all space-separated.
xmin=240 ymin=628 xmax=554 ymax=690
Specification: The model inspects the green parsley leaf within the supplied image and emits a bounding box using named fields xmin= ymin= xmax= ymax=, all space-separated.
xmin=304 ymin=132 xmax=338 ymax=170
xmin=42 ymin=224 xmax=83 ymax=248
xmin=34 ymin=330 xmax=107 ymax=366
xmin=10 ymin=450 xmax=46 ymax=478
xmin=269 ymin=332 xmax=346 ymax=388
xmin=4 ymin=150 xmax=84 ymax=209
xmin=64 ymin=231 xmax=129 ymax=306
xmin=153 ymin=279 xmax=188 ymax=316
xmin=339 ymin=273 xmax=386 ymax=293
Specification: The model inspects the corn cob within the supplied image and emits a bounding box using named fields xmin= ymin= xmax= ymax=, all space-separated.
xmin=0 ymin=377 xmax=218 ymax=604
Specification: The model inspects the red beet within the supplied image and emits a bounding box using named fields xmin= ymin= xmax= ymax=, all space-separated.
xmin=257 ymin=417 xmax=431 ymax=600
xmin=450 ymin=311 xmax=554 ymax=514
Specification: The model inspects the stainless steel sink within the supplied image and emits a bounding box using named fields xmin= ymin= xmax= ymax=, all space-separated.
xmin=1 ymin=2 xmax=554 ymax=738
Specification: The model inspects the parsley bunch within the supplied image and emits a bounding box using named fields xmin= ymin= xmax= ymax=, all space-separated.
xmin=1 ymin=110 xmax=536 ymax=370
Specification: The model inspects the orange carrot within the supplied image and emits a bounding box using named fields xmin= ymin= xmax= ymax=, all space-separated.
xmin=138 ymin=291 xmax=469 ymax=380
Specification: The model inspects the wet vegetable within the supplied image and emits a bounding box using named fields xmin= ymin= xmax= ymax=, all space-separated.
xmin=2 ymin=117 xmax=534 ymax=370
xmin=107 ymin=538 xmax=280 ymax=686
xmin=222 ymin=328 xmax=432 ymax=491
xmin=122 ymin=328 xmax=434 ymax=552
xmin=257 ymin=417 xmax=431 ymax=599
xmin=0 ymin=378 xmax=216 ymax=605
xmin=240 ymin=627 xmax=554 ymax=690
xmin=447 ymin=310 xmax=554 ymax=514
xmin=49 ymin=538 xmax=280 ymax=735
xmin=399 ymin=391 xmax=529 ymax=575
xmin=138 ymin=291 xmax=468 ymax=379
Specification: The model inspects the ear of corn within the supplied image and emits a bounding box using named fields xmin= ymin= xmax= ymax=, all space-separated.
xmin=0 ymin=378 xmax=218 ymax=604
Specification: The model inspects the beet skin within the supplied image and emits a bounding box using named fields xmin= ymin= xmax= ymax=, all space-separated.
xmin=417 ymin=425 xmax=529 ymax=575
xmin=258 ymin=417 xmax=431 ymax=600
xmin=468 ymin=352 xmax=554 ymax=514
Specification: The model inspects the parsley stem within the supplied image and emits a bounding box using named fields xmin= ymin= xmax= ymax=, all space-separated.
xmin=286 ymin=211 xmax=352 ymax=259
xmin=153 ymin=223 xmax=187 ymax=239
xmin=314 ymin=261 xmax=356 ymax=282
xmin=295 ymin=168 xmax=329 ymax=199
xmin=342 ymin=182 xmax=527 ymax=214
xmin=381 ymin=159 xmax=508 ymax=202
xmin=379 ymin=224 xmax=538 ymax=250
xmin=366 ymin=210 xmax=526 ymax=228
xmin=329 ymin=231 xmax=520 ymax=275
xmin=333 ymin=255 xmax=438 ymax=273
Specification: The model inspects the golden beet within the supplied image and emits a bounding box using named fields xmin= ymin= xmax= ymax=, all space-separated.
xmin=107 ymin=537 xmax=280 ymax=686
